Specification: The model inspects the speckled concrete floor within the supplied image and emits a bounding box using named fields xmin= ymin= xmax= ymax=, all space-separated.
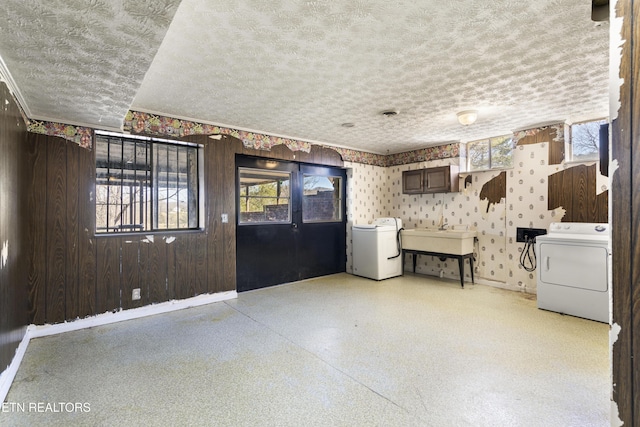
xmin=1 ymin=273 xmax=609 ymax=426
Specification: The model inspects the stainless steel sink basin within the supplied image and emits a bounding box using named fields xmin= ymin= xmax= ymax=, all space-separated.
xmin=401 ymin=227 xmax=477 ymax=255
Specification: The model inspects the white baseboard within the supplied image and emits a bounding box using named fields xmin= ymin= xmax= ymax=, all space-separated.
xmin=0 ymin=329 xmax=30 ymax=404
xmin=0 ymin=290 xmax=237 ymax=402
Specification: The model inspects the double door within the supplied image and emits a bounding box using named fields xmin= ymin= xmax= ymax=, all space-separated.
xmin=236 ymin=156 xmax=346 ymax=292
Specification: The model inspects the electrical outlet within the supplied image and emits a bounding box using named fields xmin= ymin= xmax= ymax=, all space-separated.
xmin=132 ymin=288 xmax=141 ymax=300
xmin=516 ymin=227 xmax=547 ymax=243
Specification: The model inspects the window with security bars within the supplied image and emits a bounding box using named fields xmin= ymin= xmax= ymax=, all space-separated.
xmin=95 ymin=131 xmax=202 ymax=233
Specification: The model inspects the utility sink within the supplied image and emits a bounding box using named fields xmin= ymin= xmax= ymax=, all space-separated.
xmin=401 ymin=227 xmax=477 ymax=255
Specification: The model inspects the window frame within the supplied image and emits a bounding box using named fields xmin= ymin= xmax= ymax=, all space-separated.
xmin=567 ymin=118 xmax=608 ymax=163
xmin=94 ymin=131 xmax=204 ymax=235
xmin=301 ymin=173 xmax=344 ymax=224
xmin=466 ymin=134 xmax=514 ymax=172
xmin=237 ymin=167 xmax=293 ymax=226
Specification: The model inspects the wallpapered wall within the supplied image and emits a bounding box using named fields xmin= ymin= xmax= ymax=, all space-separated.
xmin=346 ymin=131 xmax=608 ymax=294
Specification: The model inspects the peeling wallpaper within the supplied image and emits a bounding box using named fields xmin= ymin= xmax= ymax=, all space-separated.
xmin=347 ymin=133 xmax=608 ymax=294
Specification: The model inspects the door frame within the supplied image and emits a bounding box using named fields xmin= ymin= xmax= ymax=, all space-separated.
xmin=235 ymin=155 xmax=347 ymax=291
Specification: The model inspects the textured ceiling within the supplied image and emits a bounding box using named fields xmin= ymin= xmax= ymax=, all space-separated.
xmin=0 ymin=0 xmax=609 ymax=154
xmin=0 ymin=0 xmax=181 ymax=130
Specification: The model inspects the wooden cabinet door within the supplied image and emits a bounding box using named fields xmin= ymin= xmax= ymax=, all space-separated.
xmin=402 ymin=169 xmax=424 ymax=193
xmin=425 ymin=166 xmax=450 ymax=192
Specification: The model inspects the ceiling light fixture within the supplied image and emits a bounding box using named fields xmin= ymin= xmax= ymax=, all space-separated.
xmin=209 ymin=134 xmax=222 ymax=140
xmin=457 ymin=110 xmax=478 ymax=126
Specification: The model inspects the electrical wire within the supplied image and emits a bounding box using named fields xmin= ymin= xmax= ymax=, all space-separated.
xmin=519 ymin=237 xmax=537 ymax=272
xmin=387 ymin=217 xmax=404 ymax=260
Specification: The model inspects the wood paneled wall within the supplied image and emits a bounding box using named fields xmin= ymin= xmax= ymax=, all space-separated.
xmin=547 ymin=164 xmax=608 ymax=223
xmin=0 ymin=82 xmax=29 ymax=370
xmin=26 ymin=133 xmax=343 ymax=325
xmin=611 ymin=0 xmax=638 ymax=423
xmin=516 ymin=126 xmax=564 ymax=165
xmin=479 ymin=171 xmax=506 ymax=213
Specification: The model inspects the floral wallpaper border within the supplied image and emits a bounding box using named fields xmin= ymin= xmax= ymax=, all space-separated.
xmin=122 ymin=110 xmax=459 ymax=167
xmin=21 ymin=109 xmax=565 ymax=168
xmin=26 ymin=119 xmax=93 ymax=149
xmin=123 ymin=110 xmax=313 ymax=153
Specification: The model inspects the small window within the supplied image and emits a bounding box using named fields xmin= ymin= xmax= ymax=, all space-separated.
xmin=303 ymin=175 xmax=342 ymax=223
xmin=467 ymin=135 xmax=514 ymax=171
xmin=570 ymin=119 xmax=607 ymax=161
xmin=95 ymin=132 xmax=202 ymax=234
xmin=238 ymin=168 xmax=291 ymax=224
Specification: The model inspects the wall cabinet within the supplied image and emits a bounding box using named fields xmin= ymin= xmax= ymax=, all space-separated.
xmin=402 ymin=165 xmax=459 ymax=194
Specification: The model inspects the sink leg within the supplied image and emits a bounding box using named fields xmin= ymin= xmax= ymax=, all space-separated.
xmin=469 ymin=255 xmax=475 ymax=285
xmin=458 ymin=256 xmax=464 ymax=288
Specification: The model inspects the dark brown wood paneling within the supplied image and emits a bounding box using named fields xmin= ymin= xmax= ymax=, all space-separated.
xmin=164 ymin=237 xmax=176 ymax=300
xmin=45 ymin=138 xmax=68 ymax=323
xmin=596 ymin=191 xmax=608 ymax=224
xmin=207 ymin=137 xmax=224 ymax=293
xmin=121 ymin=240 xmax=140 ymax=310
xmin=223 ymin=138 xmax=241 ymax=289
xmin=516 ymin=126 xmax=565 ymax=165
xmin=571 ymin=165 xmax=589 ymax=223
xmin=0 ymin=81 xmax=29 ymax=372
xmin=269 ymin=144 xmax=290 ymax=160
xmin=137 ymin=238 xmax=150 ymax=305
xmin=147 ymin=238 xmax=167 ymax=303
xmin=174 ymin=236 xmax=193 ymax=299
xmin=547 ymin=127 xmax=565 ymax=165
xmin=611 ymin=0 xmax=637 ymax=423
xmin=26 ymin=135 xmax=48 ymax=325
xmin=479 ymin=171 xmax=506 ymax=213
xmin=547 ymin=164 xmax=605 ymax=223
xmin=65 ymin=142 xmax=80 ymax=320
xmin=77 ymin=143 xmax=96 ymax=318
xmin=547 ymin=169 xmax=565 ymax=212
xmin=193 ymin=233 xmax=207 ymax=295
xmin=96 ymin=237 xmax=120 ymax=314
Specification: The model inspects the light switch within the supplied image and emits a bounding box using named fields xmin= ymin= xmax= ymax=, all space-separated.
xmin=221 ymin=213 xmax=229 ymax=223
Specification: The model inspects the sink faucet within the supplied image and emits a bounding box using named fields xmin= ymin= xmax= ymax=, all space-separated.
xmin=437 ymin=215 xmax=448 ymax=230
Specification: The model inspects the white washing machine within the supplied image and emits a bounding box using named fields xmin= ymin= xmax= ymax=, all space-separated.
xmin=535 ymin=222 xmax=610 ymax=323
xmin=352 ymin=218 xmax=403 ymax=280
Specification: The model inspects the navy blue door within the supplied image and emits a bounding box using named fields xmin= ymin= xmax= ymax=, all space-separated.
xmin=236 ymin=156 xmax=346 ymax=292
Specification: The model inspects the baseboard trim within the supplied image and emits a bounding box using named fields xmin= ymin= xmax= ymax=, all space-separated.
xmin=0 ymin=290 xmax=237 ymax=402
xmin=0 ymin=329 xmax=30 ymax=404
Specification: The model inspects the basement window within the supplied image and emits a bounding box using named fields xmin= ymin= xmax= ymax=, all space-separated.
xmin=467 ymin=135 xmax=514 ymax=171
xmin=95 ymin=131 xmax=203 ymax=234
xmin=569 ymin=118 xmax=607 ymax=162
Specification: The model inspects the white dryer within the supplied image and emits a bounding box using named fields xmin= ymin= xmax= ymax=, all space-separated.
xmin=535 ymin=222 xmax=610 ymax=323
xmin=352 ymin=218 xmax=403 ymax=280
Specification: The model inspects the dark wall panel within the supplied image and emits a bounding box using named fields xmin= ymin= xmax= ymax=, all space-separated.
xmin=77 ymin=144 xmax=96 ymax=318
xmin=547 ymin=164 xmax=607 ymax=223
xmin=121 ymin=240 xmax=140 ymax=311
xmin=0 ymin=82 xmax=29 ymax=371
xmin=45 ymin=138 xmax=67 ymax=323
xmin=611 ymin=0 xmax=638 ymax=422
xmin=65 ymin=144 xmax=80 ymax=320
xmin=96 ymin=237 xmax=120 ymax=314
xmin=147 ymin=239 xmax=167 ymax=304
xmin=26 ymin=135 xmax=47 ymax=325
